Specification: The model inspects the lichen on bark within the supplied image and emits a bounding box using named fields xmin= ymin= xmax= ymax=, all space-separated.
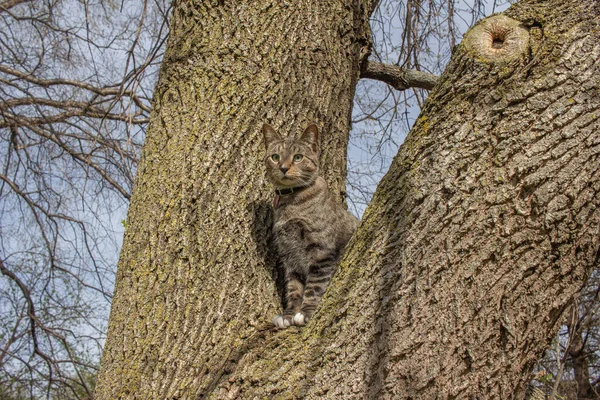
xmin=94 ymin=0 xmax=374 ymax=398
xmin=95 ymin=0 xmax=600 ymax=398
xmin=212 ymin=0 xmax=600 ymax=398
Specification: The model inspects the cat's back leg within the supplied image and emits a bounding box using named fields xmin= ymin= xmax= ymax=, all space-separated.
xmin=294 ymin=246 xmax=338 ymax=325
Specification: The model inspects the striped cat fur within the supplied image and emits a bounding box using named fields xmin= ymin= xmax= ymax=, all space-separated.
xmin=262 ymin=123 xmax=359 ymax=328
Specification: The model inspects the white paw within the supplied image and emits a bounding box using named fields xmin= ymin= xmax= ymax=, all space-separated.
xmin=292 ymin=312 xmax=306 ymax=326
xmin=272 ymin=315 xmax=291 ymax=329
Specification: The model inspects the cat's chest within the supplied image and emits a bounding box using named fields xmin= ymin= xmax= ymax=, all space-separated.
xmin=273 ymin=202 xmax=331 ymax=234
xmin=275 ymin=207 xmax=317 ymax=227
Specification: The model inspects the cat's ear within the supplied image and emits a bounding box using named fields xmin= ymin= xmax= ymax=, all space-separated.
xmin=300 ymin=124 xmax=319 ymax=151
xmin=262 ymin=123 xmax=281 ymax=147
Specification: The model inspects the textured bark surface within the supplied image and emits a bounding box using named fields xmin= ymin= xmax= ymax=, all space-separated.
xmin=207 ymin=0 xmax=600 ymax=398
xmin=94 ymin=0 xmax=374 ymax=398
xmin=95 ymin=0 xmax=600 ymax=399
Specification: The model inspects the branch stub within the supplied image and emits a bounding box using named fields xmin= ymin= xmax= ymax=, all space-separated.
xmin=462 ymin=15 xmax=529 ymax=63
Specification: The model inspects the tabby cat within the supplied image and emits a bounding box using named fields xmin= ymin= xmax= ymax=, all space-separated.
xmin=262 ymin=123 xmax=359 ymax=328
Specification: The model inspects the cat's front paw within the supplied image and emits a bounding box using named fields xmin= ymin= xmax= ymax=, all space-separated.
xmin=272 ymin=314 xmax=292 ymax=329
xmin=292 ymin=312 xmax=308 ymax=326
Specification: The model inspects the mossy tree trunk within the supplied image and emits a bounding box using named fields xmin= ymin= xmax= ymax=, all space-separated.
xmin=94 ymin=0 xmax=375 ymax=398
xmin=95 ymin=0 xmax=600 ymax=398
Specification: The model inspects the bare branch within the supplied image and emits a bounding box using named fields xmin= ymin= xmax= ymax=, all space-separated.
xmin=0 ymin=0 xmax=32 ymax=12
xmin=0 ymin=65 xmax=152 ymax=113
xmin=360 ymin=60 xmax=438 ymax=91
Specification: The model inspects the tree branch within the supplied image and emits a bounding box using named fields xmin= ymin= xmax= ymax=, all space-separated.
xmin=360 ymin=60 xmax=438 ymax=91
xmin=0 ymin=0 xmax=32 ymax=12
xmin=0 ymin=65 xmax=152 ymax=113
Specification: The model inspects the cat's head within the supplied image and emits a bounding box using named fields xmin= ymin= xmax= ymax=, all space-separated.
xmin=262 ymin=123 xmax=320 ymax=189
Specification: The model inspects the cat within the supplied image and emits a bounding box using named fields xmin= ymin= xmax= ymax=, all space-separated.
xmin=262 ymin=123 xmax=359 ymax=328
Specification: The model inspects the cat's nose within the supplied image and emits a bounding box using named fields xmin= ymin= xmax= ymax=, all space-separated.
xmin=280 ymin=166 xmax=290 ymax=174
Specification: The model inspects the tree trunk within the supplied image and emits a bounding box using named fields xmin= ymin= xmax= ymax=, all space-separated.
xmin=94 ymin=0 xmax=375 ymax=398
xmin=95 ymin=0 xmax=600 ymax=399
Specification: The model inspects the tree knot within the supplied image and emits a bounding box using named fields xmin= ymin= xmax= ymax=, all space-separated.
xmin=462 ymin=15 xmax=529 ymax=63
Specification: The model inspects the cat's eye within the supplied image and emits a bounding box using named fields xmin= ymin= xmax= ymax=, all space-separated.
xmin=293 ymin=154 xmax=304 ymax=162
xmin=271 ymin=154 xmax=280 ymax=162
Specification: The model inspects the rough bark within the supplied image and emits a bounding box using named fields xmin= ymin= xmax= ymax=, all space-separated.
xmin=208 ymin=0 xmax=600 ymax=398
xmin=95 ymin=0 xmax=600 ymax=399
xmin=94 ymin=0 xmax=374 ymax=398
